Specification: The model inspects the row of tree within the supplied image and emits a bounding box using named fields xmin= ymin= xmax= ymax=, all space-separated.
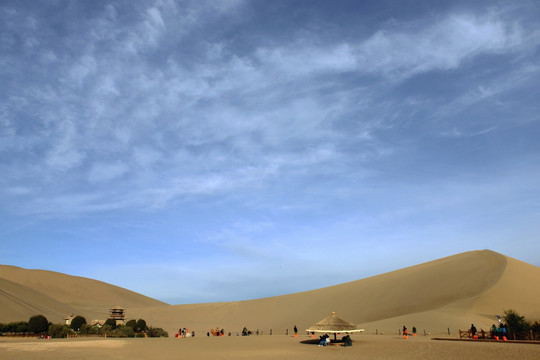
xmin=0 ymin=315 xmax=168 ymax=338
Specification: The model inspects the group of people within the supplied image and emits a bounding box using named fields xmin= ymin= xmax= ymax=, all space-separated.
xmin=208 ymin=327 xmax=225 ymax=336
xmin=402 ymin=326 xmax=417 ymax=337
xmin=203 ymin=327 xmax=265 ymax=336
xmin=317 ymin=333 xmax=352 ymax=346
xmin=318 ymin=334 xmax=331 ymax=346
xmin=470 ymin=322 xmax=507 ymax=340
xmin=175 ymin=328 xmax=194 ymax=338
xmin=491 ymin=323 xmax=507 ymax=339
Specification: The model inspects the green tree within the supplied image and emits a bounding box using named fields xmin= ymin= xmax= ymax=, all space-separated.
xmin=82 ymin=323 xmax=100 ymax=335
xmin=7 ymin=321 xmax=29 ymax=333
xmin=79 ymin=323 xmax=95 ymax=335
xmin=503 ymin=309 xmax=530 ymax=339
xmin=104 ymin=318 xmax=117 ymax=330
xmin=70 ymin=315 xmax=87 ymax=331
xmin=48 ymin=323 xmax=72 ymax=338
xmin=28 ymin=315 xmax=49 ymax=334
xmin=135 ymin=319 xmax=147 ymax=332
xmin=100 ymin=324 xmax=113 ymax=336
xmin=126 ymin=319 xmax=137 ymax=330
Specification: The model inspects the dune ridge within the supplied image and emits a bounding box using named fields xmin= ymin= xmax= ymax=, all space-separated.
xmin=1 ymin=250 xmax=539 ymax=335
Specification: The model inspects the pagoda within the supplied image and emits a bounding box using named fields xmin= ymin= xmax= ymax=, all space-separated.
xmin=109 ymin=305 xmax=126 ymax=325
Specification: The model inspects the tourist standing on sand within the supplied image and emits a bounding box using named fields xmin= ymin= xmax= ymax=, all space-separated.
xmin=294 ymin=325 xmax=298 ymax=335
xmin=471 ymin=324 xmax=477 ymax=337
xmin=412 ymin=326 xmax=416 ymax=336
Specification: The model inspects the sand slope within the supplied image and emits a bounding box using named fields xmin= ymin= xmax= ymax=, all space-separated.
xmin=0 ymin=277 xmax=81 ymax=323
xmin=132 ymin=250 xmax=540 ymax=334
xmin=0 ymin=265 xmax=167 ymax=323
xmin=1 ymin=250 xmax=539 ymax=336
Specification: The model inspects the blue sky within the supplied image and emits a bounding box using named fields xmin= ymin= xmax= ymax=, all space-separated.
xmin=1 ymin=0 xmax=539 ymax=304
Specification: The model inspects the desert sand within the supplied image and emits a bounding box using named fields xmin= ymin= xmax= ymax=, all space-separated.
xmin=1 ymin=249 xmax=540 ymax=359
xmin=1 ymin=334 xmax=539 ymax=360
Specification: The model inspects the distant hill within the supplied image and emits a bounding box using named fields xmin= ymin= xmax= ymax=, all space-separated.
xmin=2 ymin=250 xmax=539 ymax=336
xmin=0 ymin=265 xmax=167 ymax=323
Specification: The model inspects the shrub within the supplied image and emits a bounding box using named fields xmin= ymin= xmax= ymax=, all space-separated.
xmin=70 ymin=315 xmax=87 ymax=331
xmin=503 ymin=309 xmax=530 ymax=339
xmin=79 ymin=323 xmax=98 ymax=335
xmin=28 ymin=315 xmax=49 ymax=334
xmin=48 ymin=323 xmax=72 ymax=338
xmin=147 ymin=327 xmax=168 ymax=337
xmin=100 ymin=324 xmax=113 ymax=336
xmin=110 ymin=326 xmax=135 ymax=338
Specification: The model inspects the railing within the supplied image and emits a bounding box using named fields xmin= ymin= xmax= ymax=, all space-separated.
xmin=0 ymin=333 xmax=38 ymax=338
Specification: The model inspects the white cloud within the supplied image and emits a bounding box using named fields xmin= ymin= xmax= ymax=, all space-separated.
xmin=133 ymin=146 xmax=163 ymax=167
xmin=69 ymin=55 xmax=97 ymax=88
xmin=256 ymin=42 xmax=357 ymax=76
xmin=45 ymin=121 xmax=86 ymax=172
xmin=433 ymin=63 xmax=540 ymax=129
xmin=356 ymin=13 xmax=525 ymax=79
xmin=4 ymin=187 xmax=32 ymax=196
xmin=88 ymin=162 xmax=129 ymax=183
xmin=256 ymin=13 xmax=527 ymax=82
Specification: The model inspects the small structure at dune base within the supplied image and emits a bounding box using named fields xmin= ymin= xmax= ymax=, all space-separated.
xmin=90 ymin=319 xmax=105 ymax=328
xmin=64 ymin=313 xmax=75 ymax=326
xmin=306 ymin=312 xmax=364 ymax=342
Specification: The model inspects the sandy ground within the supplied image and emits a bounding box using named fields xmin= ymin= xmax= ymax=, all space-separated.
xmin=1 ymin=334 xmax=539 ymax=360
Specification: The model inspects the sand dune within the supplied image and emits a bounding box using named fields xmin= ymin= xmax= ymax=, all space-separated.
xmin=0 ymin=277 xmax=81 ymax=323
xmin=1 ymin=250 xmax=539 ymax=337
xmin=0 ymin=265 xmax=166 ymax=323
xmin=133 ymin=249 xmax=540 ymax=335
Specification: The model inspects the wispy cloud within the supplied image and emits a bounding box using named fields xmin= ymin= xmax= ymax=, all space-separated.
xmin=1 ymin=5 xmax=537 ymax=216
xmin=1 ymin=1 xmax=540 ymax=302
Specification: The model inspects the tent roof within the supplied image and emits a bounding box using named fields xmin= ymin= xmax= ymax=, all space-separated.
xmin=305 ymin=312 xmax=364 ymax=333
